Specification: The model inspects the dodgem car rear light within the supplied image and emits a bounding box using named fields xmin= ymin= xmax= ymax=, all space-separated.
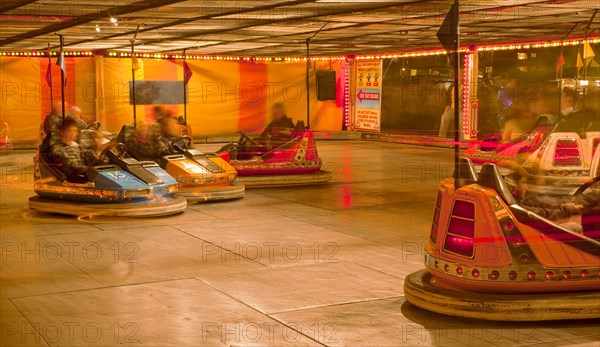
xmin=553 ymin=139 xmax=581 ymax=166
xmin=443 ymin=199 xmax=475 ymax=258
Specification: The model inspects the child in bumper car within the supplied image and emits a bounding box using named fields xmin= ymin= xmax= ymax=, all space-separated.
xmin=512 ymin=166 xmax=599 ymax=232
xmin=49 ymin=117 xmax=89 ymax=183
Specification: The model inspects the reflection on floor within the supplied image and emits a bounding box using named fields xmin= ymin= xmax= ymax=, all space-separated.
xmin=1 ymin=141 xmax=598 ymax=347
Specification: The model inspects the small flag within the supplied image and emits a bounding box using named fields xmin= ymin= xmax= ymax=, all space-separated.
xmin=132 ymin=55 xmax=140 ymax=70
xmin=436 ymin=0 xmax=459 ymax=53
xmin=183 ymin=61 xmax=193 ymax=85
xmin=55 ymin=48 xmax=67 ymax=85
xmin=45 ymin=63 xmax=52 ymax=87
xmin=583 ymin=40 xmax=596 ymax=66
xmin=556 ymin=51 xmax=564 ymax=80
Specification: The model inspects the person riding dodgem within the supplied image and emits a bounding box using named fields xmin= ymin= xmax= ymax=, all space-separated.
xmin=124 ymin=120 xmax=179 ymax=161
xmin=48 ymin=117 xmax=90 ymax=183
xmin=238 ymin=102 xmax=295 ymax=155
xmin=260 ymin=102 xmax=295 ymax=146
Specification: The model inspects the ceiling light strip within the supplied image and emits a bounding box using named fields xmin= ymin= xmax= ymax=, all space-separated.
xmin=0 ymin=36 xmax=597 ymax=60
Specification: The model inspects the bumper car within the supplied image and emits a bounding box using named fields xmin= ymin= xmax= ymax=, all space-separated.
xmin=404 ymin=158 xmax=600 ymax=321
xmin=465 ymin=122 xmax=600 ymax=195
xmin=118 ymin=125 xmax=244 ymax=203
xmin=29 ymin=131 xmax=187 ymax=218
xmin=465 ymin=124 xmax=553 ymax=171
xmin=216 ymin=122 xmax=332 ymax=187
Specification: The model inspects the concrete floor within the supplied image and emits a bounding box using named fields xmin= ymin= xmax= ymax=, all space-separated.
xmin=1 ymin=141 xmax=598 ymax=347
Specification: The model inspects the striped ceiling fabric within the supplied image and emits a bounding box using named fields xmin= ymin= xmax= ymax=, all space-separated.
xmin=0 ymin=1 xmax=598 ymax=57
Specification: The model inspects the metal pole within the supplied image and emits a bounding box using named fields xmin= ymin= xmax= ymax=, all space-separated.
xmin=306 ymin=38 xmax=310 ymax=129
xmin=58 ymin=35 xmax=65 ymax=125
xmin=558 ymin=22 xmax=579 ymax=116
xmin=131 ymin=39 xmax=137 ymax=127
xmin=183 ymin=49 xmax=187 ymax=124
xmin=47 ymin=43 xmax=53 ymax=105
xmin=581 ymin=10 xmax=596 ymax=118
xmin=453 ymin=0 xmax=460 ymax=181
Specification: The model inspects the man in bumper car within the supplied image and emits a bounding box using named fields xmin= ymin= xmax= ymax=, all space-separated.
xmin=241 ymin=102 xmax=295 ymax=155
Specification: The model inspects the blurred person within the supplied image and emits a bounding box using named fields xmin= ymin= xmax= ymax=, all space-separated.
xmin=67 ymin=106 xmax=88 ymax=130
xmin=261 ymin=102 xmax=295 ymax=139
xmin=126 ymin=122 xmax=169 ymax=161
xmin=49 ymin=117 xmax=88 ymax=183
xmin=528 ymin=84 xmax=559 ymax=126
xmin=438 ymin=85 xmax=456 ymax=138
xmin=560 ymin=87 xmax=578 ymax=117
xmin=152 ymin=105 xmax=170 ymax=123
xmin=477 ymin=77 xmax=502 ymax=139
xmin=554 ymin=88 xmax=598 ymax=133
xmin=159 ymin=116 xmax=181 ymax=139
xmin=501 ymin=102 xmax=534 ymax=142
xmin=43 ymin=100 xmax=68 ymax=144
xmin=511 ymin=166 xmax=599 ymax=232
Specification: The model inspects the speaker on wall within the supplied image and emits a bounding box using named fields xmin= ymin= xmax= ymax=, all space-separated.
xmin=316 ymin=70 xmax=336 ymax=101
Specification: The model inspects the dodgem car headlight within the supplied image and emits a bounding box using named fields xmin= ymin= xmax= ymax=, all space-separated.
xmin=227 ymin=173 xmax=237 ymax=182
xmin=166 ymin=184 xmax=178 ymax=194
xmin=191 ymin=176 xmax=215 ymax=184
xmin=124 ymin=188 xmax=152 ymax=198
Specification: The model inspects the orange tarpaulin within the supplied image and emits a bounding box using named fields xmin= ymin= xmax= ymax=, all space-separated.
xmin=0 ymin=56 xmax=343 ymax=143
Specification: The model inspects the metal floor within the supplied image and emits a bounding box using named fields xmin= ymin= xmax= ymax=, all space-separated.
xmin=1 ymin=141 xmax=598 ymax=347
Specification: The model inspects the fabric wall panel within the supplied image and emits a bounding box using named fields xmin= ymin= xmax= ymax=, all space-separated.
xmin=0 ymin=57 xmax=344 ymax=142
xmin=73 ymin=57 xmax=96 ymax=124
xmin=0 ymin=57 xmax=42 ymax=142
xmin=185 ymin=60 xmax=241 ymax=135
xmin=101 ymin=58 xmax=145 ymax=133
xmin=310 ymin=60 xmax=343 ymax=131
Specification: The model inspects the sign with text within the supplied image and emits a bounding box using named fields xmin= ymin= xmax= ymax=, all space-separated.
xmin=354 ymin=60 xmax=382 ymax=131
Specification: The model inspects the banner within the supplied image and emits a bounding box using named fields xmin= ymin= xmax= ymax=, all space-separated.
xmin=354 ymin=60 xmax=382 ymax=131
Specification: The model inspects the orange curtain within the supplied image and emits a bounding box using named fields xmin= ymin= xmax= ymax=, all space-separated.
xmin=0 ymin=56 xmax=343 ymax=142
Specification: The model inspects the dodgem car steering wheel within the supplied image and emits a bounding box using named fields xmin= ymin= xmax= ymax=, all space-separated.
xmin=169 ymin=135 xmax=192 ymax=153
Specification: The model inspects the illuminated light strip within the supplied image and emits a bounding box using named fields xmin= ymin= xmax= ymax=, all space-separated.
xmin=0 ymin=51 xmax=93 ymax=57
xmin=343 ymin=61 xmax=351 ymax=128
xmin=106 ymin=51 xmax=345 ymax=61
xmin=462 ymin=53 xmax=472 ymax=135
xmin=354 ymin=35 xmax=600 ymax=60
xmin=1 ymin=36 xmax=597 ymax=60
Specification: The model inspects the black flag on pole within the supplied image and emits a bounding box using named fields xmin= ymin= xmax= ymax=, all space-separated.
xmin=437 ymin=1 xmax=459 ymax=53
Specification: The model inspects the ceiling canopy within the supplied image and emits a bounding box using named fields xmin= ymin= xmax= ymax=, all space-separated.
xmin=1 ymin=0 xmax=598 ymax=56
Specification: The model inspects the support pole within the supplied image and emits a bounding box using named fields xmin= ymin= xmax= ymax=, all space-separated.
xmin=58 ymin=35 xmax=65 ymax=125
xmin=453 ymin=44 xmax=460 ymax=181
xmin=47 ymin=43 xmax=53 ymax=105
xmin=131 ymin=39 xmax=137 ymax=128
xmin=305 ymin=38 xmax=311 ymax=129
xmin=183 ymin=49 xmax=187 ymax=124
xmin=451 ymin=1 xmax=460 ymax=182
